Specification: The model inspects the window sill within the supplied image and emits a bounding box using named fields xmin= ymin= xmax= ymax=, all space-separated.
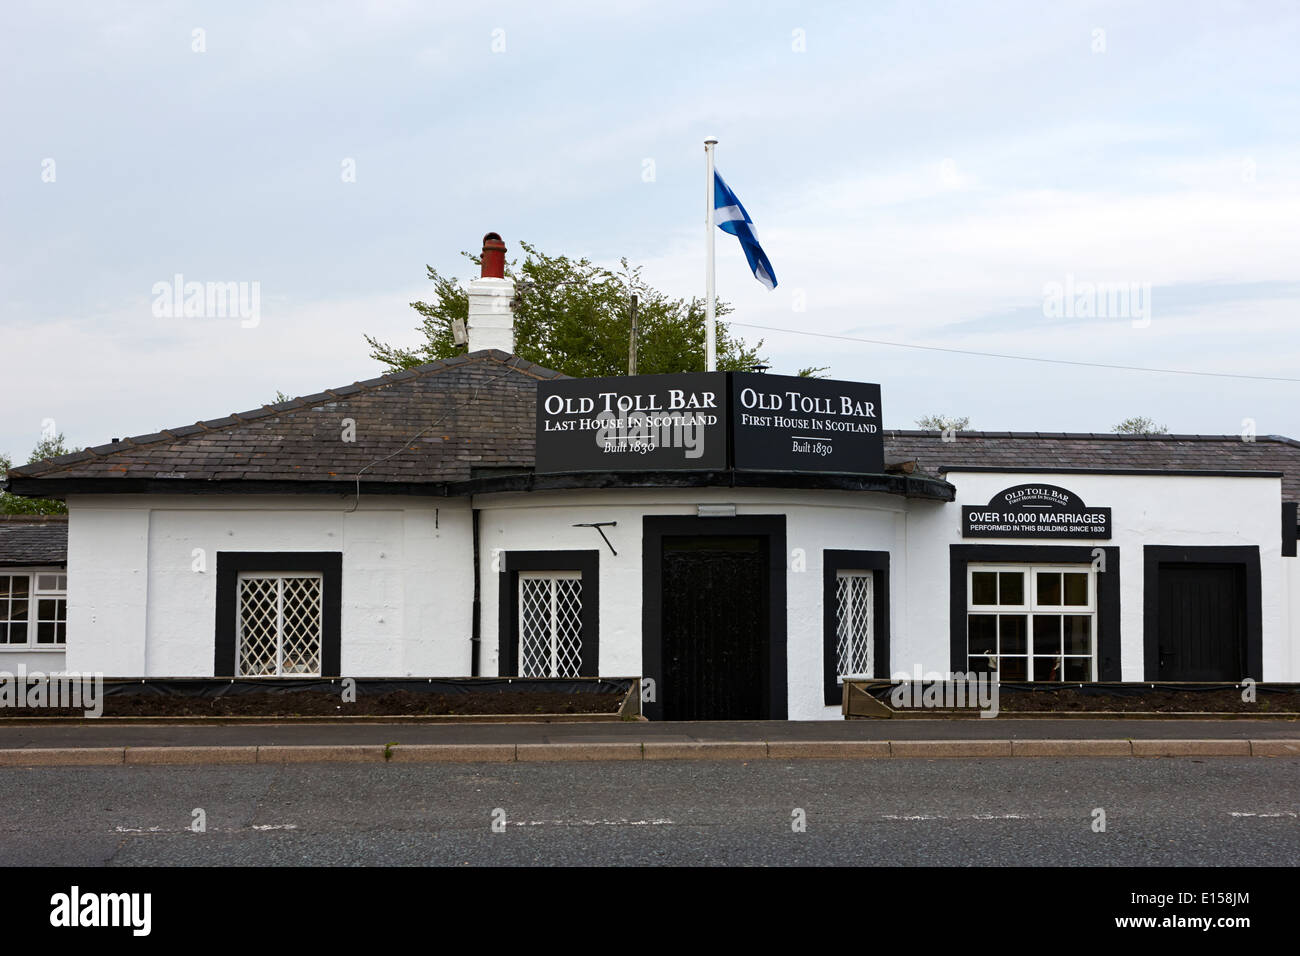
xmin=0 ymin=647 xmax=67 ymax=653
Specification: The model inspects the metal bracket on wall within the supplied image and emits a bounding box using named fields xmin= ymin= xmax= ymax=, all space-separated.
xmin=572 ymin=522 xmax=618 ymax=556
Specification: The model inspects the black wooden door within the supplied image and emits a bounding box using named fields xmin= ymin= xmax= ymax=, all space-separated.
xmin=1156 ymin=563 xmax=1246 ymax=681
xmin=660 ymin=536 xmax=769 ymax=720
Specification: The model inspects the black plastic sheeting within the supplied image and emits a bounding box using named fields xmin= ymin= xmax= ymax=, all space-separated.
xmin=96 ymin=677 xmax=635 ymax=700
xmin=860 ymin=680 xmax=1300 ymax=701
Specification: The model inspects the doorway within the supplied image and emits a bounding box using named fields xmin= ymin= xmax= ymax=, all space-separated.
xmin=661 ymin=536 xmax=768 ymax=719
xmin=642 ymin=515 xmax=786 ymax=720
xmin=1155 ymin=563 xmax=1247 ymax=681
xmin=1143 ymin=545 xmax=1261 ymax=682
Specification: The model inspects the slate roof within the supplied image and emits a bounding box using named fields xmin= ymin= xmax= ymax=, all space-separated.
xmin=6 ymin=353 xmax=1300 ymax=504
xmin=0 ymin=516 xmax=68 ymax=567
xmin=7 ymin=351 xmax=564 ymax=486
xmin=883 ymin=431 xmax=1300 ymax=501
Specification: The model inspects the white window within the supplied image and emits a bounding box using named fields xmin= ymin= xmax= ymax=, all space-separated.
xmin=0 ymin=570 xmax=67 ymax=647
xmin=967 ymin=564 xmax=1096 ymax=680
xmin=237 ymin=572 xmax=323 ymax=676
xmin=835 ymin=570 xmax=873 ymax=681
xmin=518 ymin=571 xmax=583 ymax=678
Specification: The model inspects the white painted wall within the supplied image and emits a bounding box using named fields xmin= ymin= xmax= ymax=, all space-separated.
xmin=475 ymin=486 xmax=906 ymax=720
xmin=481 ymin=473 xmax=1295 ymax=719
xmin=65 ymin=495 xmax=473 ymax=678
xmin=927 ymin=472 xmax=1289 ymax=682
xmin=67 ymin=506 xmax=149 ymax=675
xmin=0 ymin=650 xmax=67 ymax=673
xmin=1287 ymin=556 xmax=1300 ymax=681
xmin=58 ymin=471 xmax=1296 ymax=717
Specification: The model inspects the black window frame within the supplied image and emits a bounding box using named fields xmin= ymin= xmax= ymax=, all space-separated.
xmin=823 ymin=549 xmax=889 ymax=705
xmin=214 ymin=552 xmax=342 ymax=677
xmin=497 ymin=550 xmax=600 ymax=678
xmin=949 ymin=544 xmax=1121 ymax=681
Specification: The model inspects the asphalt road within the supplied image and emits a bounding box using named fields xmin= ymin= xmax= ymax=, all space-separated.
xmin=1 ymin=757 xmax=1297 ymax=866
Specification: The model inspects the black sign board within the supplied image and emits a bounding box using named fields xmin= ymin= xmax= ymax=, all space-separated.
xmin=961 ymin=484 xmax=1111 ymax=539
xmin=535 ymin=373 xmax=728 ymax=473
xmin=731 ymin=373 xmax=884 ymax=474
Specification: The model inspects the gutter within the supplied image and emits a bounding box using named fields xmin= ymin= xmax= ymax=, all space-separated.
xmin=7 ymin=470 xmax=958 ymax=502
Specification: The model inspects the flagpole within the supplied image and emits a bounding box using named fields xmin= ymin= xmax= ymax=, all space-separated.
xmin=704 ymin=137 xmax=717 ymax=372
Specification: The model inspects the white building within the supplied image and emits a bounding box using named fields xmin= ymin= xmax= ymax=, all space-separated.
xmin=6 ymin=234 xmax=1299 ymax=720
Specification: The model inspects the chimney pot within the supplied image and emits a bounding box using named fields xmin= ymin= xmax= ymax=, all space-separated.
xmin=466 ymin=231 xmax=515 ymax=354
xmin=481 ymin=232 xmax=506 ymax=279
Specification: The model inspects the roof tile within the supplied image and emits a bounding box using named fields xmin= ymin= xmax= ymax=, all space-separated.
xmin=8 ymin=369 xmax=1299 ymax=503
xmin=0 ymin=516 xmax=68 ymax=566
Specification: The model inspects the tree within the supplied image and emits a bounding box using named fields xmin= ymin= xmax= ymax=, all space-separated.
xmin=365 ymin=241 xmax=766 ymax=377
xmin=1 ymin=432 xmax=80 ymax=515
xmin=796 ymin=366 xmax=830 ymax=378
xmin=1112 ymin=416 xmax=1168 ymax=435
xmin=915 ymin=414 xmax=971 ymax=431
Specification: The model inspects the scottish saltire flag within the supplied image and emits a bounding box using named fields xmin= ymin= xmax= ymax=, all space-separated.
xmin=713 ymin=171 xmax=777 ymax=290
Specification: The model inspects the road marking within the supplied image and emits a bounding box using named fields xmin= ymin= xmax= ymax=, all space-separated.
xmin=510 ymin=818 xmax=674 ymax=827
xmin=1227 ymin=811 xmax=1298 ymax=818
xmin=882 ymin=813 xmax=1032 ymax=821
xmin=114 ymin=823 xmax=300 ymax=832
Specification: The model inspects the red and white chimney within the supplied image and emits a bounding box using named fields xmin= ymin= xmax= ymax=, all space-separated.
xmin=466 ymin=232 xmax=515 ymax=353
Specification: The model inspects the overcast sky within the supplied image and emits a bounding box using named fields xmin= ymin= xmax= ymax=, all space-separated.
xmin=2 ymin=0 xmax=1298 ymax=462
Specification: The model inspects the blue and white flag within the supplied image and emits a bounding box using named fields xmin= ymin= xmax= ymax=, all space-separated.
xmin=713 ymin=170 xmax=777 ymax=290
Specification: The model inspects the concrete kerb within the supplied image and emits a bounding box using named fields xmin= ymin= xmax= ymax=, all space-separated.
xmin=126 ymin=746 xmax=258 ymax=765
xmin=642 ymin=741 xmax=769 ymax=760
xmin=890 ymin=740 xmax=1013 ymax=758
xmin=768 ymin=740 xmax=892 ymax=759
xmin=0 ymin=747 xmax=126 ymax=767
xmin=1250 ymin=739 xmax=1300 ymax=757
xmin=0 ymin=739 xmax=1298 ymax=766
xmin=1130 ymin=739 xmax=1252 ymax=757
xmin=387 ymin=744 xmax=516 ymax=763
xmin=257 ymin=745 xmax=386 ymax=763
xmin=1012 ymin=739 xmax=1134 ymax=757
xmin=516 ymin=742 xmax=644 ymax=762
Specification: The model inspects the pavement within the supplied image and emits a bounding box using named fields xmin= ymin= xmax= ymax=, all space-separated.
xmin=0 ymin=718 xmax=1297 ymax=764
xmin=2 ymin=757 xmax=1297 ymax=865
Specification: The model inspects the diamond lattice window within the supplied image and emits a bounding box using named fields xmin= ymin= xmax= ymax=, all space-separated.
xmin=238 ymin=573 xmax=323 ymax=676
xmin=835 ymin=571 xmax=873 ymax=680
xmin=518 ymin=571 xmax=583 ymax=678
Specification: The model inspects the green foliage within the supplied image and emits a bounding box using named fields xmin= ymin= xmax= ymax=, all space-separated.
xmin=1 ymin=432 xmax=80 ymax=514
xmin=796 ymin=366 xmax=830 ymax=378
xmin=365 ymin=241 xmax=766 ymax=377
xmin=1112 ymin=416 xmax=1168 ymax=435
xmin=915 ymin=414 xmax=971 ymax=431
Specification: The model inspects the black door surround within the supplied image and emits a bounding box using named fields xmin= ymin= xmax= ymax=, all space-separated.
xmin=1143 ymin=546 xmax=1261 ymax=681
